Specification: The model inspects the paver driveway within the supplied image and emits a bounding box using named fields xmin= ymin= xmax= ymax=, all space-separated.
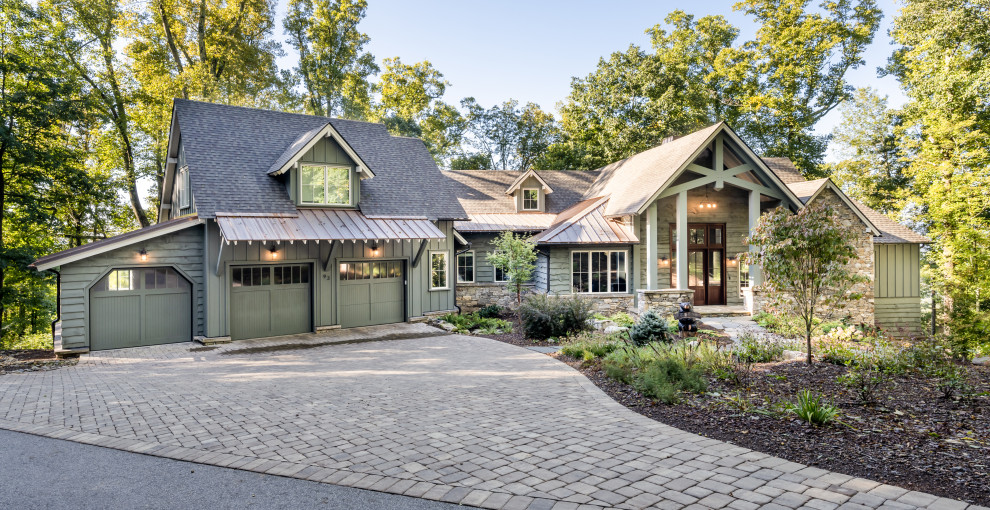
xmin=0 ymin=324 xmax=980 ymax=510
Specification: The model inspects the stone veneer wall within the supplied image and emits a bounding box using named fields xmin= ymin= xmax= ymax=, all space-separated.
xmin=456 ymin=283 xmax=536 ymax=311
xmin=811 ymin=188 xmax=875 ymax=325
xmin=582 ymin=294 xmax=634 ymax=316
xmin=745 ymin=189 xmax=876 ymax=325
xmin=637 ymin=289 xmax=695 ymax=317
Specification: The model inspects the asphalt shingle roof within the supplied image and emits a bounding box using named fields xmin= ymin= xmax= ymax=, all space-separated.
xmin=173 ymin=99 xmax=465 ymax=221
xmin=443 ymin=170 xmax=600 ymax=215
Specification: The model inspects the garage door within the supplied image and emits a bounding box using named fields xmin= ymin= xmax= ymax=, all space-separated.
xmin=338 ymin=260 xmax=405 ymax=328
xmin=230 ymin=264 xmax=312 ymax=340
xmin=90 ymin=267 xmax=192 ymax=351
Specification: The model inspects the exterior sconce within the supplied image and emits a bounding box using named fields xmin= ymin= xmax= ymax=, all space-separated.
xmin=658 ymin=257 xmax=670 ymax=268
xmin=268 ymin=245 xmax=279 ymax=260
xmin=139 ymin=248 xmax=148 ymax=262
xmin=370 ymin=241 xmax=380 ymax=256
xmin=727 ymin=256 xmax=737 ymax=266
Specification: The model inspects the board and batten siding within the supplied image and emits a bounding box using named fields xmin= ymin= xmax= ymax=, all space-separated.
xmin=169 ymin=141 xmax=196 ymax=220
xmin=874 ymin=243 xmax=923 ymax=331
xmin=58 ymin=224 xmax=206 ymax=349
xmin=203 ymin=219 xmax=456 ymax=338
xmin=286 ymin=137 xmax=360 ymax=207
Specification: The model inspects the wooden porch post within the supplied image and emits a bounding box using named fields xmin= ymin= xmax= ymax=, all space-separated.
xmin=646 ymin=202 xmax=658 ymax=290
xmin=676 ymin=191 xmax=688 ymax=290
xmin=748 ymin=189 xmax=762 ymax=286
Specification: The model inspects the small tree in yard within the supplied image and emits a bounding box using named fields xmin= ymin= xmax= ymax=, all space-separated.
xmin=488 ymin=231 xmax=537 ymax=304
xmin=746 ymin=202 xmax=867 ymax=365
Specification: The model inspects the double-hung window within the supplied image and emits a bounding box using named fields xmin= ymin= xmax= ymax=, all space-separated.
xmin=300 ymin=164 xmax=350 ymax=205
xmin=430 ymin=252 xmax=448 ymax=290
xmin=572 ymin=250 xmax=627 ymax=293
xmin=494 ymin=266 xmax=509 ymax=282
xmin=522 ymin=188 xmax=539 ymax=210
xmin=456 ymin=252 xmax=474 ymax=283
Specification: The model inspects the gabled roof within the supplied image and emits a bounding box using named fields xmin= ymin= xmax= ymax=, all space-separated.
xmin=444 ymin=170 xmax=599 ymax=215
xmin=531 ymin=197 xmax=639 ymax=245
xmin=785 ymin=178 xmax=881 ymax=236
xmin=505 ymin=169 xmax=554 ymax=195
xmin=32 ymin=216 xmax=205 ymax=271
xmin=266 ymin=123 xmax=374 ymax=179
xmin=766 ymin=158 xmax=930 ymax=245
xmin=583 ymin=122 xmax=804 ymax=217
xmin=172 ymin=99 xmax=465 ymax=220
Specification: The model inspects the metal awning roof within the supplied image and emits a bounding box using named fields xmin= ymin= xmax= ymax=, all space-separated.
xmin=216 ymin=209 xmax=445 ymax=242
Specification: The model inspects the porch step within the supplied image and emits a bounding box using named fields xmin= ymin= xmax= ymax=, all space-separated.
xmin=693 ymin=305 xmax=751 ymax=318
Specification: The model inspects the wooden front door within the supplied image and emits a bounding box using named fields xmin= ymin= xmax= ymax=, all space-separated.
xmin=671 ymin=224 xmax=726 ymax=306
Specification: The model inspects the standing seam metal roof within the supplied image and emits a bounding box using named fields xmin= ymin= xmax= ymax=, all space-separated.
xmin=215 ymin=210 xmax=445 ymax=242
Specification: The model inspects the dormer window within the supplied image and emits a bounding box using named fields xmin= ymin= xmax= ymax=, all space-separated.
xmin=522 ymin=188 xmax=539 ymax=211
xmin=301 ymin=164 xmax=350 ymax=205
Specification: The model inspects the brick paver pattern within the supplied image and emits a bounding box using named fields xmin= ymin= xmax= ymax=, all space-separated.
xmin=0 ymin=324 xmax=983 ymax=510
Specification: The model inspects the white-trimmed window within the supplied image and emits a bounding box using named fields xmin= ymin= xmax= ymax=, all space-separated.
xmin=494 ymin=266 xmax=509 ymax=282
xmin=456 ymin=251 xmax=474 ymax=283
xmin=300 ymin=164 xmax=350 ymax=205
xmin=430 ymin=252 xmax=448 ymax=290
xmin=740 ymin=263 xmax=750 ymax=289
xmin=572 ymin=250 xmax=627 ymax=293
xmin=177 ymin=167 xmax=190 ymax=209
xmin=522 ymin=188 xmax=539 ymax=210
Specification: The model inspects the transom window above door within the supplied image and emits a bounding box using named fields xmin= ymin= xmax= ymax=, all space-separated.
xmin=300 ymin=164 xmax=350 ymax=205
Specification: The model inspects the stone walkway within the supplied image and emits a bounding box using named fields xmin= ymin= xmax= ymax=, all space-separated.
xmin=0 ymin=324 xmax=981 ymax=510
xmin=700 ymin=316 xmax=763 ymax=341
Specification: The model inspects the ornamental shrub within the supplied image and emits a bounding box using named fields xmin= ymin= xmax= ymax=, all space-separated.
xmin=629 ymin=309 xmax=672 ymax=346
xmin=519 ymin=293 xmax=592 ymax=340
xmin=476 ymin=304 xmax=502 ymax=319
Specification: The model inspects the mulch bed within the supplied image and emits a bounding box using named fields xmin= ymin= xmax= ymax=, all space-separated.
xmin=474 ymin=312 xmax=562 ymax=347
xmin=0 ymin=350 xmax=77 ymax=375
xmin=555 ymin=352 xmax=990 ymax=506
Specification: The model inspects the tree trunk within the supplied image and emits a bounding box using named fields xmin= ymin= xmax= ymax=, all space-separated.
xmin=806 ymin=326 xmax=813 ymax=366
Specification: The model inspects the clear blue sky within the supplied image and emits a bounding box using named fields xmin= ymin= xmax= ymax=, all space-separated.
xmin=275 ymin=0 xmax=906 ymax=141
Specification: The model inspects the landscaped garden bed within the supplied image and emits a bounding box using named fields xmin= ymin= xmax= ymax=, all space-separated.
xmin=0 ymin=349 xmax=76 ymax=375
xmin=554 ymin=328 xmax=990 ymax=506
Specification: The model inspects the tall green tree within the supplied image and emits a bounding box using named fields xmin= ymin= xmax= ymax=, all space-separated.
xmin=888 ymin=0 xmax=990 ymax=352
xmin=284 ymin=0 xmax=378 ymax=118
xmin=487 ymin=231 xmax=537 ymax=305
xmin=41 ymin=0 xmax=150 ymax=227
xmin=127 ymin=0 xmax=293 ymax=207
xmin=826 ymin=88 xmax=909 ymax=215
xmin=374 ymin=57 xmax=466 ymax=165
xmin=460 ymin=98 xmax=560 ymax=170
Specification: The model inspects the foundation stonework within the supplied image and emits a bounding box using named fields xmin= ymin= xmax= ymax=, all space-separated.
xmin=581 ymin=294 xmax=635 ymax=316
xmin=637 ymin=289 xmax=695 ymax=316
xmin=456 ymin=283 xmax=536 ymax=311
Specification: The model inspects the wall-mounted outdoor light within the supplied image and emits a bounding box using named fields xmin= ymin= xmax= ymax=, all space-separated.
xmin=370 ymin=241 xmax=380 ymax=256
xmin=727 ymin=256 xmax=738 ymax=267
xmin=658 ymin=256 xmax=670 ymax=268
xmin=268 ymin=244 xmax=280 ymax=260
xmin=139 ymin=248 xmax=148 ymax=262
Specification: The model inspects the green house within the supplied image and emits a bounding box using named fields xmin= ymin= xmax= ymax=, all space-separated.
xmin=32 ymin=100 xmax=468 ymax=352
xmin=32 ymin=105 xmax=930 ymax=353
xmin=446 ymin=122 xmax=930 ymax=332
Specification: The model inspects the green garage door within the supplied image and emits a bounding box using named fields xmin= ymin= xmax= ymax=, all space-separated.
xmin=230 ymin=264 xmax=312 ymax=340
xmin=338 ymin=260 xmax=405 ymax=328
xmin=90 ymin=267 xmax=192 ymax=351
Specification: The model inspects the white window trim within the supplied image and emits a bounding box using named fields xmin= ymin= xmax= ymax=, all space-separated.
xmin=521 ymin=188 xmax=540 ymax=211
xmin=177 ymin=167 xmax=190 ymax=209
xmin=570 ymin=249 xmax=629 ymax=294
xmin=429 ymin=251 xmax=449 ymax=290
xmin=456 ymin=250 xmax=475 ymax=283
xmin=300 ymin=164 xmax=352 ymax=206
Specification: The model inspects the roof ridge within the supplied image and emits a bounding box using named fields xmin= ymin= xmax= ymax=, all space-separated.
xmin=174 ymin=98 xmax=388 ymax=127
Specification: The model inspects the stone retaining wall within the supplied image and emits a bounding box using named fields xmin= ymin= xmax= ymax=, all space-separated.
xmin=456 ymin=283 xmax=536 ymax=311
xmin=581 ymin=294 xmax=634 ymax=316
